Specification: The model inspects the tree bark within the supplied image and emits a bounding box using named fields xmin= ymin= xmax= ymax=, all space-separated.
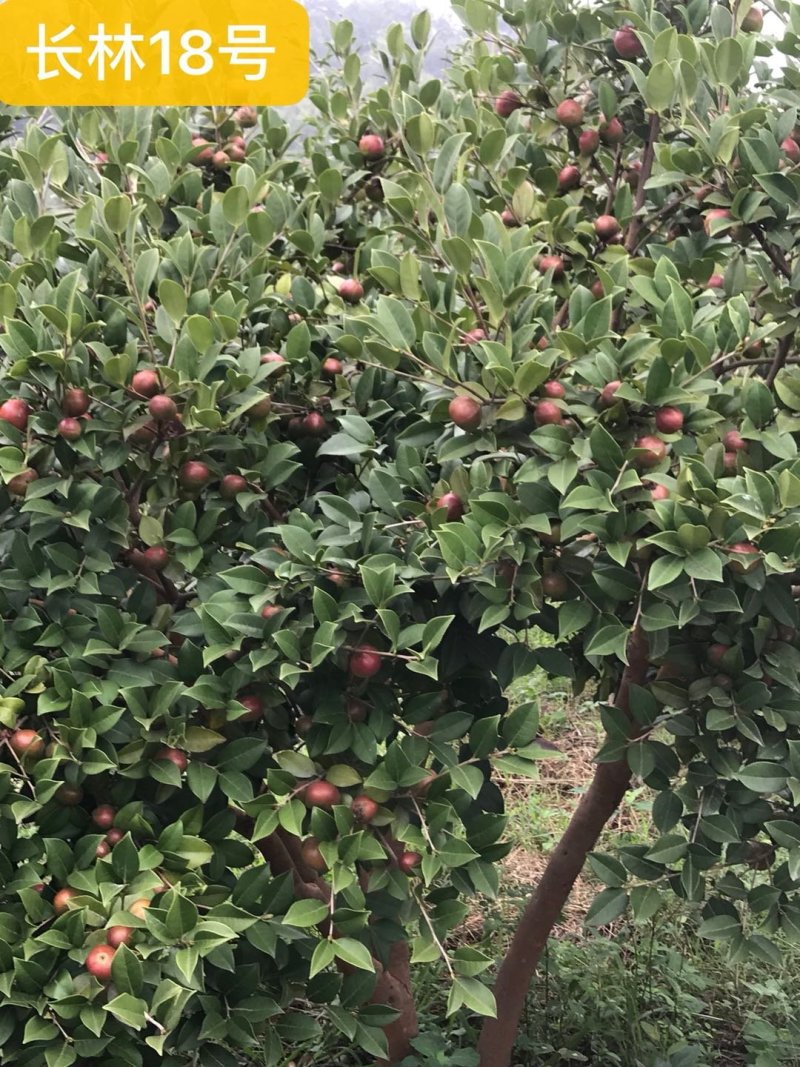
xmin=375 ymin=940 xmax=418 ymax=1066
xmin=476 ymin=630 xmax=650 ymax=1067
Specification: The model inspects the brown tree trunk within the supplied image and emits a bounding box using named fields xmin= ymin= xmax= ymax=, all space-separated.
xmin=477 ymin=630 xmax=649 ymax=1067
xmin=375 ymin=940 xmax=418 ymax=1065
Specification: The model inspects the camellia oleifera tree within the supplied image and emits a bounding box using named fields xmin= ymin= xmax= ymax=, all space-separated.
xmin=2 ymin=0 xmax=800 ymax=1064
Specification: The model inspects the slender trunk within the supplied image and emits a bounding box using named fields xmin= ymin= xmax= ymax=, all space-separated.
xmin=477 ymin=631 xmax=649 ymax=1067
xmin=375 ymin=940 xmax=418 ymax=1065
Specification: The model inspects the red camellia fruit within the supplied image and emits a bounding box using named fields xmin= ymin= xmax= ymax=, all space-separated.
xmin=349 ymin=645 xmax=383 ymax=678
xmin=501 ymin=209 xmax=519 ymax=227
xmin=634 ymin=435 xmax=667 ymax=468
xmin=261 ymin=351 xmax=287 ymax=373
xmin=727 ymin=541 xmax=761 ymax=574
xmin=143 ymin=546 xmax=169 ymax=571
xmin=541 ymin=381 xmax=566 ymax=400
xmin=463 ymin=328 xmax=487 ymax=345
xmin=599 ymin=117 xmax=624 ymax=144
xmin=723 ymin=451 xmax=738 ymax=472
xmin=595 ymin=215 xmax=621 ymax=240
xmin=351 ymin=795 xmax=379 ymax=823
xmin=613 ymin=25 xmax=643 ymax=58
xmin=741 ymin=5 xmax=763 ymax=32
xmin=261 ymin=603 xmax=282 ymax=620
xmin=703 ymin=208 xmax=731 ymax=236
xmin=448 ymin=396 xmax=482 ymax=432
xmin=707 ymin=643 xmax=731 ymax=666
xmin=782 ymin=137 xmax=800 ymax=163
xmin=302 ymin=412 xmax=327 ymax=437
xmin=399 ymin=851 xmax=422 ymax=873
xmin=591 ymin=280 xmax=605 ymax=299
xmin=708 ymin=273 xmax=725 ymax=289
xmin=234 ymin=105 xmax=257 ymax=127
xmin=495 ymin=89 xmax=523 ymax=117
xmin=724 ymin=429 xmax=747 ymax=452
xmin=339 ymin=279 xmax=364 ymax=304
xmin=538 ymin=255 xmax=565 ymax=278
xmin=8 ymin=469 xmax=38 ymax=496
xmin=107 ymin=926 xmax=134 ymax=948
xmin=555 ymin=99 xmax=583 ymax=127
xmin=534 ymin=401 xmax=563 ymax=427
xmin=179 ymin=461 xmax=211 ymax=490
xmin=303 ymin=780 xmax=341 ymax=809
xmin=220 ymin=474 xmax=248 ymax=500
xmin=650 ymin=484 xmax=671 ymax=502
xmin=86 ymin=944 xmax=116 ymax=982
xmin=358 ymin=133 xmax=385 ymax=159
xmin=0 ymin=398 xmax=30 ymax=431
xmin=130 ymin=369 xmax=161 ymax=397
xmin=436 ymin=492 xmax=464 ymax=521
xmin=53 ymin=887 xmax=79 ymax=915
xmin=237 ymin=694 xmax=264 ymax=722
xmin=9 ymin=730 xmax=45 ymax=761
xmin=321 ymin=357 xmax=343 ymax=378
xmin=578 ymin=129 xmax=599 ymax=156
xmin=96 ymin=841 xmax=111 ymax=859
xmin=148 ymin=394 xmax=177 ymax=422
xmin=55 ymin=783 xmax=84 ymax=806
xmin=191 ymin=136 xmax=213 ymax=164
xmin=655 ymin=407 xmax=684 ymax=434
xmin=58 ymin=417 xmax=82 ymax=441
xmin=155 ymin=746 xmax=188 ymax=771
xmin=212 ymin=150 xmax=230 ymax=170
xmin=92 ymin=805 xmax=116 ymax=830
xmin=558 ymin=165 xmax=581 ymax=192
xmin=105 ymin=828 xmax=125 ymax=846
xmin=63 ymin=388 xmax=90 ymax=417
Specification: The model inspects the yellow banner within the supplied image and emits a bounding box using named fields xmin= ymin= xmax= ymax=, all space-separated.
xmin=0 ymin=0 xmax=309 ymax=105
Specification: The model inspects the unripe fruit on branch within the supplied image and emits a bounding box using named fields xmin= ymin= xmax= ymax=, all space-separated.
xmin=234 ymin=105 xmax=257 ymax=127
xmin=92 ymin=805 xmax=116 ymax=830
xmin=533 ymin=401 xmax=563 ymax=426
xmin=53 ymin=888 xmax=79 ymax=915
xmin=303 ymin=781 xmax=341 ymax=809
xmin=495 ymin=89 xmax=523 ymax=117
xmin=300 ymin=837 xmax=327 ymax=872
xmin=741 ymin=5 xmax=763 ymax=31
xmin=351 ymin=795 xmax=379 ymax=823
xmin=399 ymin=851 xmax=421 ymax=873
xmin=599 ymin=118 xmax=624 ymax=144
xmin=436 ymin=492 xmax=464 ymax=521
xmin=339 ymin=279 xmax=364 ymax=304
xmin=727 ymin=542 xmax=760 ymax=574
xmin=63 ymin=388 xmax=90 ymax=417
xmin=595 ymin=215 xmax=621 ymax=240
xmin=107 ymin=926 xmax=134 ymax=948
xmin=220 ymin=474 xmax=248 ymax=500
xmin=8 ymin=469 xmax=38 ymax=496
xmin=179 ymin=461 xmax=211 ymax=490
xmin=707 ymin=643 xmax=731 ymax=667
xmin=237 ymin=694 xmax=264 ymax=722
xmin=542 ymin=572 xmax=569 ymax=600
xmin=537 ymin=255 xmax=565 ymax=278
xmin=212 ymin=150 xmax=230 ymax=170
xmin=155 ymin=746 xmax=188 ymax=771
xmin=10 ymin=730 xmax=45 ymax=761
xmin=558 ymin=166 xmax=580 ymax=192
xmin=86 ymin=944 xmax=115 ymax=982
xmin=346 ymin=696 xmax=368 ymax=723
xmin=148 ymin=395 xmax=177 ymax=422
xmin=349 ymin=645 xmax=383 ymax=678
xmin=613 ymin=26 xmax=643 ymax=58
xmin=130 ymin=369 xmax=160 ymax=397
xmin=555 ymin=99 xmax=583 ymax=127
xmin=501 ymin=209 xmax=519 ymax=227
xmin=578 ymin=129 xmax=599 ymax=156
xmin=358 ymin=134 xmax=385 ymax=159
xmin=591 ymin=280 xmax=605 ymax=299
xmin=55 ymin=783 xmax=84 ymax=806
xmin=541 ymin=381 xmax=566 ymax=400
xmin=191 ymin=137 xmax=213 ymax=164
xmin=633 ymin=435 xmax=667 ymax=468
xmin=0 ymin=398 xmax=30 ymax=431
xmin=655 ymin=407 xmax=684 ymax=434
xmin=58 ymin=417 xmax=82 ymax=441
xmin=448 ymin=396 xmax=482 ymax=431
xmin=129 ymin=898 xmax=151 ymax=919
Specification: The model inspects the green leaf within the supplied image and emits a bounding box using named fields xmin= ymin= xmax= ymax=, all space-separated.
xmin=283 ymin=900 xmax=328 ymax=927
xmin=103 ymin=993 xmax=147 ymax=1029
xmin=332 ymin=937 xmax=375 ymax=971
xmin=584 ymin=888 xmax=628 ymax=927
xmin=223 ymin=186 xmax=250 ymax=227
xmin=644 ymin=60 xmax=676 ymax=111
xmin=110 ymin=943 xmax=143 ymax=996
xmin=104 ymin=195 xmax=131 ymax=234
